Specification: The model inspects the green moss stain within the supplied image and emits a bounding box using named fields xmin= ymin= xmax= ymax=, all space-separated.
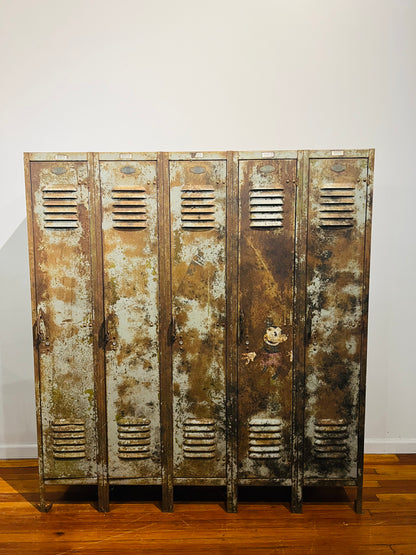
xmin=84 ymin=389 xmax=95 ymax=409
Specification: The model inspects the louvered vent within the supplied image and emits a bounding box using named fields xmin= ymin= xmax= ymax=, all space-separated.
xmin=118 ymin=417 xmax=151 ymax=459
xmin=181 ymin=189 xmax=216 ymax=229
xmin=52 ymin=419 xmax=86 ymax=459
xmin=250 ymin=188 xmax=284 ymax=228
xmin=319 ymin=183 xmax=355 ymax=228
xmin=249 ymin=418 xmax=283 ymax=459
xmin=42 ymin=187 xmax=78 ymax=229
xmin=112 ymin=187 xmax=147 ymax=229
xmin=183 ymin=418 xmax=216 ymax=458
xmin=314 ymin=418 xmax=348 ymax=459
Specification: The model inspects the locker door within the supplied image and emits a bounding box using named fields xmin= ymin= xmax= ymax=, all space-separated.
xmin=30 ymin=161 xmax=96 ymax=479
xmin=170 ymin=159 xmax=227 ymax=479
xmin=238 ymin=159 xmax=297 ymax=480
xmin=304 ymin=157 xmax=368 ymax=480
xmin=99 ymin=160 xmax=161 ymax=479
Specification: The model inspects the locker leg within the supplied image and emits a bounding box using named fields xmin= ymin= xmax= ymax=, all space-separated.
xmin=226 ymin=483 xmax=238 ymax=513
xmin=38 ymin=481 xmax=52 ymax=513
xmin=162 ymin=482 xmax=174 ymax=512
xmin=98 ymin=482 xmax=110 ymax=513
xmin=355 ymin=485 xmax=364 ymax=514
xmin=290 ymin=485 xmax=303 ymax=514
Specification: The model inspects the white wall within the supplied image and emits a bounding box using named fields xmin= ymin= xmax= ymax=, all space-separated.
xmin=0 ymin=0 xmax=415 ymax=457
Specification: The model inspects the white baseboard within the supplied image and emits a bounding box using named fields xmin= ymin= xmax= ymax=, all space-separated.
xmin=365 ymin=439 xmax=416 ymax=453
xmin=0 ymin=444 xmax=38 ymax=459
xmin=0 ymin=441 xmax=414 ymax=460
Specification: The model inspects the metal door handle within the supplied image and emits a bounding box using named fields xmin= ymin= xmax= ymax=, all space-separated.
xmin=169 ymin=317 xmax=177 ymax=345
xmin=306 ymin=312 xmax=312 ymax=342
xmin=238 ymin=309 xmax=245 ymax=345
xmin=36 ymin=309 xmax=47 ymax=347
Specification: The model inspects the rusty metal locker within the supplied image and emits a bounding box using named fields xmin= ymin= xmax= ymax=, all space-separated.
xmin=24 ymin=149 xmax=374 ymax=514
xmin=97 ymin=155 xmax=161 ymax=484
xmin=169 ymin=156 xmax=227 ymax=482
xmin=25 ymin=154 xmax=97 ymax=512
xmin=300 ymin=151 xmax=373 ymax=513
xmin=237 ymin=155 xmax=296 ymax=489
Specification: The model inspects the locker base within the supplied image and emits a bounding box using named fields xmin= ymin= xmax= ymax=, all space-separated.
xmin=355 ymin=486 xmax=364 ymax=514
xmin=290 ymin=488 xmax=303 ymax=514
xmin=98 ymin=483 xmax=109 ymax=513
xmin=38 ymin=501 xmax=52 ymax=513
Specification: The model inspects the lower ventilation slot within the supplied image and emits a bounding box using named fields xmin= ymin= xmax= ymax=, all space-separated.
xmin=249 ymin=418 xmax=282 ymax=459
xmin=314 ymin=418 xmax=348 ymax=459
xmin=183 ymin=418 xmax=216 ymax=458
xmin=52 ymin=419 xmax=86 ymax=459
xmin=118 ymin=417 xmax=151 ymax=459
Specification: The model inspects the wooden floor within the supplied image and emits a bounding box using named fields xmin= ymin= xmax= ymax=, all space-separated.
xmin=0 ymin=455 xmax=415 ymax=554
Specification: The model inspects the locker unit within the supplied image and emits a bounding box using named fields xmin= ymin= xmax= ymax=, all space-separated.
xmin=24 ymin=149 xmax=374 ymax=514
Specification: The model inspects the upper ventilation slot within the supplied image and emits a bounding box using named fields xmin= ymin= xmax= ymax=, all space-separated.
xmin=42 ymin=187 xmax=79 ymax=229
xmin=249 ymin=188 xmax=284 ymax=228
xmin=112 ymin=187 xmax=147 ymax=229
xmin=319 ymin=183 xmax=355 ymax=228
xmin=181 ymin=189 xmax=216 ymax=229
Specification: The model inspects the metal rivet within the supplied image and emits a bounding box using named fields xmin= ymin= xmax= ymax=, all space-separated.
xmin=245 ymin=340 xmax=249 ymax=345
xmin=112 ymin=341 xmax=116 ymax=346
xmin=45 ymin=341 xmax=50 ymax=346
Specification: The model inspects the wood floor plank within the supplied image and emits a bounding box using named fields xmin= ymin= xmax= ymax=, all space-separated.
xmin=0 ymin=455 xmax=414 ymax=553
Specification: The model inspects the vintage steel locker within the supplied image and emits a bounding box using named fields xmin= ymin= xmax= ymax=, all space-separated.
xmin=25 ymin=155 xmax=97 ymax=511
xmin=301 ymin=152 xmax=373 ymax=513
xmin=238 ymin=156 xmax=296 ymax=486
xmin=24 ymin=149 xmax=374 ymax=514
xmin=169 ymin=157 xmax=227 ymax=481
xmin=98 ymin=156 xmax=161 ymax=483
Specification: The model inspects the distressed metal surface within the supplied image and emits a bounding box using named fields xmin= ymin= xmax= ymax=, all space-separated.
xmin=170 ymin=159 xmax=227 ymax=478
xmin=30 ymin=161 xmax=96 ymax=479
xmin=304 ymin=157 xmax=368 ymax=479
xmin=99 ymin=160 xmax=160 ymax=479
xmin=238 ymin=159 xmax=296 ymax=479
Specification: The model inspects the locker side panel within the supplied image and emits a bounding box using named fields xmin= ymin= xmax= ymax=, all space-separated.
xmin=170 ymin=160 xmax=227 ymax=479
xmin=304 ymin=157 xmax=368 ymax=480
xmin=30 ymin=161 xmax=97 ymax=479
xmin=99 ymin=160 xmax=161 ymax=479
xmin=238 ymin=159 xmax=296 ymax=480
